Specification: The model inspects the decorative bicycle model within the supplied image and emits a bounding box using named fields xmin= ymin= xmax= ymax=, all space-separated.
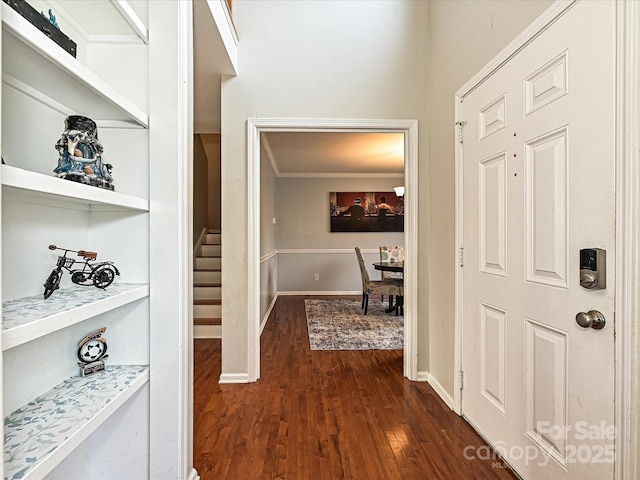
xmin=43 ymin=245 xmax=120 ymax=299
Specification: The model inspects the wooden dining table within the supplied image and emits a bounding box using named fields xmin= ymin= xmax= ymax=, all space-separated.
xmin=373 ymin=261 xmax=404 ymax=273
xmin=373 ymin=261 xmax=404 ymax=314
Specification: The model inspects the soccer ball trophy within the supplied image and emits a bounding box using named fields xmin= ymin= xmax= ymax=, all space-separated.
xmin=77 ymin=327 xmax=109 ymax=377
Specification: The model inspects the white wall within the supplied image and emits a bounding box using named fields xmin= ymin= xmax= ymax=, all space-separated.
xmin=427 ymin=0 xmax=553 ymax=395
xmin=222 ymin=0 xmax=429 ymax=378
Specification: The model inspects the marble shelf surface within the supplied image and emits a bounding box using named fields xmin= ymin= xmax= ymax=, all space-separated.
xmin=4 ymin=365 xmax=149 ymax=480
xmin=2 ymin=283 xmax=149 ymax=350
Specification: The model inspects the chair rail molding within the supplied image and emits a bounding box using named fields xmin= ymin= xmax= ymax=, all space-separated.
xmin=247 ymin=117 xmax=419 ymax=382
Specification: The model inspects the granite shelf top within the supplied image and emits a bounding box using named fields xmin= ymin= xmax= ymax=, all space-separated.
xmin=2 ymin=284 xmax=149 ymax=350
xmin=4 ymin=365 xmax=149 ymax=480
xmin=3 ymin=283 xmax=148 ymax=329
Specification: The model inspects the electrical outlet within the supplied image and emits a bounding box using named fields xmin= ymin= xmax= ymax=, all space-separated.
xmin=313 ymin=274 xmax=319 ymax=281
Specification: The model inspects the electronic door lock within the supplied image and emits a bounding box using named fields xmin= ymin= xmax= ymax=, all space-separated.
xmin=580 ymin=248 xmax=606 ymax=290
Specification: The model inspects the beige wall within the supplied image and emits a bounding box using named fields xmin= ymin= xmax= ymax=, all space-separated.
xmin=201 ymin=134 xmax=221 ymax=231
xmin=220 ymin=0 xmax=553 ymax=383
xmin=275 ymin=177 xmax=404 ymax=292
xmin=193 ymin=135 xmax=209 ymax=244
xmin=427 ymin=0 xmax=553 ymax=394
xmin=222 ymin=0 xmax=429 ymax=376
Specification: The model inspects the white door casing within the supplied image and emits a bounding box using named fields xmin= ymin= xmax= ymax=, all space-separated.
xmin=458 ymin=1 xmax=616 ymax=479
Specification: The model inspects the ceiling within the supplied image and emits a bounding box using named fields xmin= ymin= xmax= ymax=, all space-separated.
xmin=192 ymin=5 xmax=405 ymax=177
xmin=262 ymin=132 xmax=405 ymax=177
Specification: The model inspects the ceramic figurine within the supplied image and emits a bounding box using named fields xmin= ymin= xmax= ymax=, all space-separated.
xmin=54 ymin=115 xmax=114 ymax=190
xmin=41 ymin=8 xmax=59 ymax=29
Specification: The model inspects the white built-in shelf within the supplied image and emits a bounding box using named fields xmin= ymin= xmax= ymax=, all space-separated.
xmin=4 ymin=365 xmax=149 ymax=480
xmin=54 ymin=0 xmax=149 ymax=44
xmin=3 ymin=283 xmax=149 ymax=350
xmin=1 ymin=2 xmax=148 ymax=127
xmin=1 ymin=165 xmax=149 ymax=212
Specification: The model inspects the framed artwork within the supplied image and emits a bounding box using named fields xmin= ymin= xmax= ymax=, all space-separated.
xmin=329 ymin=191 xmax=404 ymax=232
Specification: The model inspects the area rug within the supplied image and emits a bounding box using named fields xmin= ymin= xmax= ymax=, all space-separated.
xmin=304 ymin=298 xmax=403 ymax=350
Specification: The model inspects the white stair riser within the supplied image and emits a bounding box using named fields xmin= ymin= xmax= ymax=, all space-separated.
xmin=194 ymin=304 xmax=221 ymax=318
xmin=201 ymin=245 xmax=221 ymax=256
xmin=206 ymin=233 xmax=221 ymax=244
xmin=194 ymin=286 xmax=221 ymax=300
xmin=194 ymin=324 xmax=221 ymax=339
xmin=195 ymin=257 xmax=221 ymax=269
xmin=193 ymin=271 xmax=221 ymax=283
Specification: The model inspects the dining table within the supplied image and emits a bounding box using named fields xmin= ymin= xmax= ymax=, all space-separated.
xmin=373 ymin=261 xmax=404 ymax=314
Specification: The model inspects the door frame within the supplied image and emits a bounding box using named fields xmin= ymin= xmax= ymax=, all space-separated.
xmin=453 ymin=1 xmax=638 ymax=478
xmin=247 ymin=118 xmax=419 ymax=381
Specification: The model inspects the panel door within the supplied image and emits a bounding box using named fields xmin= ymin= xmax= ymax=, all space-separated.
xmin=461 ymin=2 xmax=615 ymax=479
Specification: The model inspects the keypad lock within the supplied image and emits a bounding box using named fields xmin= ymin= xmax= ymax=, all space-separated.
xmin=580 ymin=248 xmax=606 ymax=290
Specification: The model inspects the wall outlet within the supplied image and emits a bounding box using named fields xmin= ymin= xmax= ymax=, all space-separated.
xmin=313 ymin=273 xmax=319 ymax=281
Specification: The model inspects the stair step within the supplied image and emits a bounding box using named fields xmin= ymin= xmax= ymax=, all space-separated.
xmin=194 ymin=286 xmax=221 ymax=300
xmin=206 ymin=233 xmax=221 ymax=244
xmin=194 ymin=317 xmax=221 ymax=326
xmin=201 ymin=244 xmax=221 ymax=256
xmin=194 ymin=270 xmax=221 ymax=283
xmin=196 ymin=257 xmax=221 ymax=270
xmin=194 ymin=302 xmax=221 ymax=318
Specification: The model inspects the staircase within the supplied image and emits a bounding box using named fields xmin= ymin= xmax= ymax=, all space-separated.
xmin=194 ymin=230 xmax=222 ymax=338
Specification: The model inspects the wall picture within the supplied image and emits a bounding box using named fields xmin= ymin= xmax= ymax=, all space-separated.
xmin=330 ymin=191 xmax=404 ymax=232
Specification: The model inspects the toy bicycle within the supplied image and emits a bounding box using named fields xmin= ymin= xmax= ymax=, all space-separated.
xmin=43 ymin=245 xmax=120 ymax=299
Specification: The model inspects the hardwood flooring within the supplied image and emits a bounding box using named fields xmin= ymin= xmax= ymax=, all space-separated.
xmin=194 ymin=295 xmax=517 ymax=479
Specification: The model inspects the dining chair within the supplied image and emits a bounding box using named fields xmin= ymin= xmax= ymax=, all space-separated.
xmin=379 ymin=245 xmax=404 ymax=280
xmin=354 ymin=247 xmax=403 ymax=315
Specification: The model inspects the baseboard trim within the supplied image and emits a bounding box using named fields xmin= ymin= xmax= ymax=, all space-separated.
xmin=187 ymin=468 xmax=200 ymax=480
xmin=419 ymin=371 xmax=455 ymax=411
xmin=260 ymin=294 xmax=278 ymax=335
xmin=219 ymin=373 xmax=250 ymax=384
xmin=277 ymin=290 xmax=361 ymax=296
xmin=193 ymin=227 xmax=208 ymax=261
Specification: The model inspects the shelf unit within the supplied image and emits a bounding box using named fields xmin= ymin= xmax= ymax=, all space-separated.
xmin=4 ymin=365 xmax=149 ymax=480
xmin=1 ymin=1 xmax=158 ymax=478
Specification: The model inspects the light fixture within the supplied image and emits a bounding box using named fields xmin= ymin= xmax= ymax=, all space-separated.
xmin=393 ymin=186 xmax=405 ymax=198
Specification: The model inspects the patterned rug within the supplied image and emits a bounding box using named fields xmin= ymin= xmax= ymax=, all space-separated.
xmin=304 ymin=298 xmax=403 ymax=350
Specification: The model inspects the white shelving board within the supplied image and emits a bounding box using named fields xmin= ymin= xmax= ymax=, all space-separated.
xmin=1 ymin=2 xmax=148 ymax=128
xmin=2 ymin=283 xmax=149 ymax=350
xmin=3 ymin=365 xmax=149 ymax=480
xmin=1 ymin=165 xmax=149 ymax=212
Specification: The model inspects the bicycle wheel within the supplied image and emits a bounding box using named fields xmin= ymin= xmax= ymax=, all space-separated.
xmin=43 ymin=269 xmax=62 ymax=299
xmin=93 ymin=266 xmax=116 ymax=289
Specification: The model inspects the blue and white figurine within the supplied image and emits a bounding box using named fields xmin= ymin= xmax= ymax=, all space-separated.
xmin=54 ymin=115 xmax=115 ymax=191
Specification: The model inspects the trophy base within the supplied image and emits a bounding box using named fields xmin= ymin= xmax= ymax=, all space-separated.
xmin=79 ymin=360 xmax=106 ymax=377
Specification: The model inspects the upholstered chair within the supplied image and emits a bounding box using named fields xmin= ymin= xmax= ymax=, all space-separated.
xmin=355 ymin=247 xmax=403 ymax=315
xmin=379 ymin=245 xmax=404 ymax=280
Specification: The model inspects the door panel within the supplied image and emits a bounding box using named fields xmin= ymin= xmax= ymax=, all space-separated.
xmin=461 ymin=2 xmax=615 ymax=479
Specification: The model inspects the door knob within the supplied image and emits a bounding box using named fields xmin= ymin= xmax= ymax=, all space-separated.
xmin=575 ymin=310 xmax=606 ymax=329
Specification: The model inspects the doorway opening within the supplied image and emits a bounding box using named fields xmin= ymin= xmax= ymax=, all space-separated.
xmin=247 ymin=118 xmax=419 ymax=381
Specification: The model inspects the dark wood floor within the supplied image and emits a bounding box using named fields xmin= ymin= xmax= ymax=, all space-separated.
xmin=194 ymin=295 xmax=517 ymax=479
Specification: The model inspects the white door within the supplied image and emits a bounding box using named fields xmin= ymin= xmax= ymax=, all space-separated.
xmin=461 ymin=2 xmax=615 ymax=479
